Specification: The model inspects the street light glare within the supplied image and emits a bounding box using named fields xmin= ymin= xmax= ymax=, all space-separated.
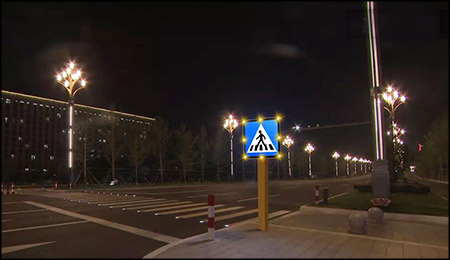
xmin=62 ymin=71 xmax=67 ymax=78
xmin=69 ymin=62 xmax=74 ymax=69
xmin=81 ymin=79 xmax=86 ymax=87
xmin=56 ymin=74 xmax=62 ymax=81
xmin=64 ymin=80 xmax=69 ymax=87
xmin=400 ymin=96 xmax=406 ymax=102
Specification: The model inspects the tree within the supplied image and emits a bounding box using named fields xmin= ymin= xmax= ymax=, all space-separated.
xmin=125 ymin=122 xmax=152 ymax=185
xmin=212 ymin=130 xmax=224 ymax=181
xmin=73 ymin=112 xmax=103 ymax=186
xmin=418 ymin=115 xmax=448 ymax=181
xmin=102 ymin=117 xmax=127 ymax=183
xmin=175 ymin=123 xmax=197 ymax=183
xmin=151 ymin=117 xmax=172 ymax=184
xmin=198 ymin=125 xmax=211 ymax=182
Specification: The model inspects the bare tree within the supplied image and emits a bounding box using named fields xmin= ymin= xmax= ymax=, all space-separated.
xmin=103 ymin=117 xmax=127 ymax=183
xmin=212 ymin=130 xmax=224 ymax=182
xmin=198 ymin=125 xmax=211 ymax=182
xmin=175 ymin=123 xmax=197 ymax=183
xmin=151 ymin=117 xmax=172 ymax=184
xmin=125 ymin=122 xmax=152 ymax=185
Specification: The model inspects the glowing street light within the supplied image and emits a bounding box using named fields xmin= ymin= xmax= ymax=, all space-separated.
xmin=55 ymin=61 xmax=87 ymax=185
xmin=352 ymin=157 xmax=358 ymax=175
xmin=359 ymin=158 xmax=365 ymax=173
xmin=223 ymin=114 xmax=238 ymax=180
xmin=282 ymin=136 xmax=294 ymax=178
xmin=382 ymin=85 xmax=406 ymax=120
xmin=344 ymin=154 xmax=352 ymax=176
xmin=304 ymin=143 xmax=315 ymax=178
xmin=332 ymin=152 xmax=340 ymax=177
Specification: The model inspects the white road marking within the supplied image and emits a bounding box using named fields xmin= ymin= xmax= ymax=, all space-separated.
xmin=2 ymin=241 xmax=56 ymax=255
xmin=2 ymin=220 xmax=89 ymax=233
xmin=177 ymin=206 xmax=244 ymax=219
xmin=122 ymin=200 xmax=179 ymax=210
xmin=255 ymin=210 xmax=291 ymax=222
xmin=129 ymin=201 xmax=190 ymax=211
xmin=156 ymin=205 xmax=224 ymax=215
xmin=81 ymin=198 xmax=144 ymax=204
xmin=24 ymin=201 xmax=179 ymax=244
xmin=186 ymin=192 xmax=237 ymax=198
xmin=1 ymin=219 xmax=13 ymax=222
xmin=237 ymin=194 xmax=281 ymax=202
xmin=200 ymin=208 xmax=259 ymax=222
xmin=140 ymin=203 xmax=206 ymax=213
xmin=1 ymin=202 xmax=23 ymax=205
xmin=99 ymin=198 xmax=163 ymax=206
xmin=2 ymin=209 xmax=47 ymax=215
xmin=108 ymin=199 xmax=168 ymax=208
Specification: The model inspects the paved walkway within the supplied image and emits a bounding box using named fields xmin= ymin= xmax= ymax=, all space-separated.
xmin=146 ymin=206 xmax=448 ymax=258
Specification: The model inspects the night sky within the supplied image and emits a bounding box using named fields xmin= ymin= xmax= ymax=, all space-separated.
xmin=2 ymin=2 xmax=448 ymax=158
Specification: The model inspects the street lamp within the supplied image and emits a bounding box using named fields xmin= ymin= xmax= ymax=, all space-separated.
xmin=304 ymin=143 xmax=315 ymax=178
xmin=282 ymin=136 xmax=294 ymax=178
xmin=332 ymin=152 xmax=340 ymax=177
xmin=56 ymin=61 xmax=87 ymax=185
xmin=352 ymin=157 xmax=358 ymax=175
xmin=344 ymin=154 xmax=352 ymax=176
xmin=359 ymin=158 xmax=365 ymax=173
xmin=223 ymin=114 xmax=238 ymax=180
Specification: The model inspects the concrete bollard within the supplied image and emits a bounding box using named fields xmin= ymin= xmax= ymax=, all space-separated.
xmin=54 ymin=181 xmax=58 ymax=189
xmin=208 ymin=194 xmax=215 ymax=240
xmin=348 ymin=213 xmax=366 ymax=234
xmin=368 ymin=207 xmax=384 ymax=224
xmin=315 ymin=186 xmax=320 ymax=204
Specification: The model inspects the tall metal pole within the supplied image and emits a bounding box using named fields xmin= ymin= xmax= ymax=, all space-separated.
xmin=230 ymin=133 xmax=234 ymax=180
xmin=68 ymin=97 xmax=74 ymax=185
xmin=308 ymin=154 xmax=312 ymax=177
xmin=287 ymin=149 xmax=292 ymax=178
xmin=335 ymin=160 xmax=339 ymax=177
xmin=367 ymin=1 xmax=390 ymax=199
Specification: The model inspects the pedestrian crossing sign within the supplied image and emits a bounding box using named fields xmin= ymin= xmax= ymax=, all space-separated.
xmin=244 ymin=119 xmax=280 ymax=158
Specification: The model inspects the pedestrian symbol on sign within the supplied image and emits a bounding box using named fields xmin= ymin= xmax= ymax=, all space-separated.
xmin=244 ymin=119 xmax=279 ymax=158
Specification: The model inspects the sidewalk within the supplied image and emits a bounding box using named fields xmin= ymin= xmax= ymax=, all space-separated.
xmin=145 ymin=206 xmax=449 ymax=258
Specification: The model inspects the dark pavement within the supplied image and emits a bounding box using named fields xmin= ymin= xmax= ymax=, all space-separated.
xmin=2 ymin=174 xmax=371 ymax=258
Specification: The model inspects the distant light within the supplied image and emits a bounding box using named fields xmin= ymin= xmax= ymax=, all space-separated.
xmin=258 ymin=117 xmax=263 ymax=122
xmin=199 ymin=220 xmax=204 ymax=223
xmin=224 ymin=224 xmax=231 ymax=228
xmin=155 ymin=213 xmax=159 ymax=216
xmin=137 ymin=210 xmax=141 ymax=213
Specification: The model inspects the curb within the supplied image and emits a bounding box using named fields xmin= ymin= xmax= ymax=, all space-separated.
xmin=409 ymin=173 xmax=449 ymax=184
xmin=300 ymin=205 xmax=449 ymax=225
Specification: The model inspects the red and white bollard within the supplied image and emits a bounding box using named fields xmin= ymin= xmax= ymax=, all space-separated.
xmin=1 ymin=182 xmax=5 ymax=194
xmin=10 ymin=182 xmax=16 ymax=194
xmin=208 ymin=194 xmax=215 ymax=241
xmin=315 ymin=185 xmax=320 ymax=204
xmin=69 ymin=182 xmax=72 ymax=190
xmin=54 ymin=181 xmax=58 ymax=189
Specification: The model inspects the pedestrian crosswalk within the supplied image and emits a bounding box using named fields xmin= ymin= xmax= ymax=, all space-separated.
xmin=36 ymin=190 xmax=289 ymax=226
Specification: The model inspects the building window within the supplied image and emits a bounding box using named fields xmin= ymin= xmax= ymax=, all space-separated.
xmin=20 ymin=119 xmax=23 ymax=124
xmin=4 ymin=117 xmax=7 ymax=123
xmin=44 ymin=144 xmax=48 ymax=149
xmin=50 ymin=156 xmax=54 ymax=160
xmin=25 ymin=144 xmax=30 ymax=149
xmin=46 ymin=117 xmax=50 ymax=121
xmin=6 ymin=98 xmax=11 ymax=104
xmin=31 ymin=155 xmax=36 ymax=160
xmin=11 ymin=154 xmax=15 ymax=159
xmin=43 ymin=169 xmax=47 ymax=172
xmin=25 ymin=168 xmax=29 ymax=171
xmin=18 ymin=137 xmax=22 ymax=141
xmin=57 ymin=113 xmax=61 ymax=118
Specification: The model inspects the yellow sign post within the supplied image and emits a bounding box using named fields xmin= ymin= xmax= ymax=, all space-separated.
xmin=257 ymin=158 xmax=269 ymax=231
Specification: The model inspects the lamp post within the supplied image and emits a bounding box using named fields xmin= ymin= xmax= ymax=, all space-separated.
xmin=352 ymin=157 xmax=358 ymax=175
xmin=359 ymin=158 xmax=365 ymax=173
xmin=223 ymin=114 xmax=238 ymax=181
xmin=344 ymin=154 xmax=352 ymax=176
xmin=304 ymin=143 xmax=315 ymax=178
xmin=332 ymin=152 xmax=340 ymax=177
xmin=282 ymin=136 xmax=294 ymax=178
xmin=55 ymin=61 xmax=87 ymax=186
xmin=382 ymin=85 xmax=406 ymax=182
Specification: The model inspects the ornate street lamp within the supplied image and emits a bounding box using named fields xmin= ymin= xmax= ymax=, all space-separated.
xmin=332 ymin=152 xmax=340 ymax=177
xmin=304 ymin=143 xmax=315 ymax=178
xmin=223 ymin=114 xmax=238 ymax=180
xmin=55 ymin=61 xmax=87 ymax=185
xmin=282 ymin=136 xmax=294 ymax=178
xmin=352 ymin=157 xmax=358 ymax=175
xmin=344 ymin=154 xmax=352 ymax=176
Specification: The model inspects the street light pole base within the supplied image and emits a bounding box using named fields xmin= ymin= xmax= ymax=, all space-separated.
xmin=371 ymin=160 xmax=391 ymax=199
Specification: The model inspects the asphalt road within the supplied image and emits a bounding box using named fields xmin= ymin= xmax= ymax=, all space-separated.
xmin=405 ymin=172 xmax=448 ymax=200
xmin=2 ymin=174 xmax=371 ymax=258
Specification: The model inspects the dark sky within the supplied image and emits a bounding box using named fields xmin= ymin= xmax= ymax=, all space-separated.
xmin=2 ymin=1 xmax=448 ymax=157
